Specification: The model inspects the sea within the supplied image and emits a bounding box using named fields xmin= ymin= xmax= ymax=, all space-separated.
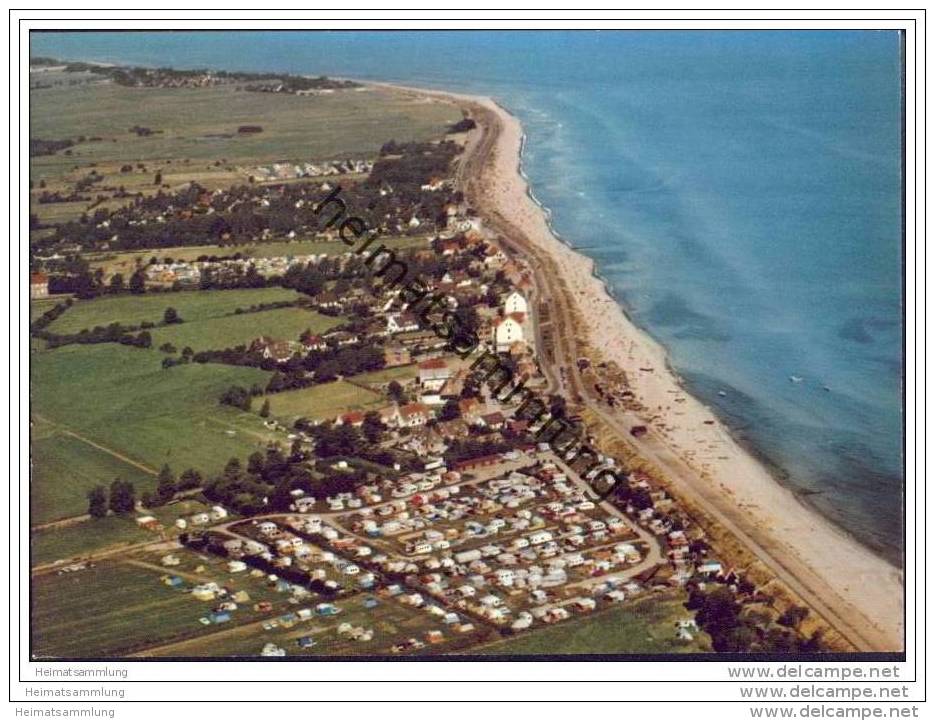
xmin=30 ymin=30 xmax=906 ymax=564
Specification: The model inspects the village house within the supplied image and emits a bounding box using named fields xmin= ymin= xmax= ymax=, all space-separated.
xmin=493 ymin=314 xmax=525 ymax=352
xmin=503 ymin=290 xmax=528 ymax=316
xmin=397 ymin=402 xmax=432 ymax=428
xmin=418 ymin=358 xmax=452 ymax=386
xmin=30 ymin=272 xmax=49 ymax=299
xmin=386 ymin=312 xmax=421 ymax=335
xmin=250 ymin=336 xmax=302 ymax=363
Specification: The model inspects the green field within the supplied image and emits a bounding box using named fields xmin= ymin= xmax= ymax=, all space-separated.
xmin=30 ymin=297 xmax=63 ymax=322
xmin=151 ymin=306 xmax=339 ymax=353
xmin=32 ymin=557 xmax=285 ymax=658
xmin=266 ymin=380 xmax=384 ymax=421
xmin=45 ymin=287 xmax=303 ymax=335
xmin=467 ymin=597 xmax=710 ymax=656
xmin=30 ymin=79 xmax=460 ymax=216
xmin=31 ymin=517 xmax=155 ymax=566
xmin=31 ymin=431 xmax=155 ymax=524
xmin=31 ymin=343 xmax=273 ymax=524
xmin=354 ymin=364 xmax=418 ymax=386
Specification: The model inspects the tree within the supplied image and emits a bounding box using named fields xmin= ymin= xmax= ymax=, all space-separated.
xmin=178 ymin=468 xmax=203 ymax=491
xmin=247 ymin=451 xmax=265 ymax=476
xmin=362 ymin=411 xmax=385 ymax=444
xmin=129 ymin=268 xmax=146 ymax=294
xmin=108 ymin=479 xmax=136 ymax=514
xmin=438 ymin=399 xmax=461 ymax=422
xmin=259 ymin=399 xmax=271 ymax=418
xmin=152 ymin=464 xmax=176 ymax=505
xmin=220 ymin=385 xmax=252 ymax=411
xmin=87 ymin=485 xmax=108 ymax=518
xmin=108 ymin=273 xmax=125 ymax=293
xmin=154 ymin=171 xmax=162 ymax=185
xmin=163 ymin=306 xmax=182 ymax=324
xmin=223 ymin=457 xmax=243 ymax=481
xmin=778 ymin=605 xmax=810 ymax=628
xmin=387 ymin=380 xmax=408 ymax=403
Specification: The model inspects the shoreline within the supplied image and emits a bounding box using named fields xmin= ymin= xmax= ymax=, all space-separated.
xmin=383 ymin=81 xmax=904 ymax=651
xmin=506 ymin=96 xmax=898 ymax=566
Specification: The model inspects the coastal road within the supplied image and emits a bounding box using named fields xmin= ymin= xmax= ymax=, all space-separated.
xmin=457 ymin=101 xmax=894 ymax=652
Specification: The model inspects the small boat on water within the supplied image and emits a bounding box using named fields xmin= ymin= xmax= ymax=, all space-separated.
xmin=789 ymin=375 xmax=804 ymax=384
xmin=717 ymin=391 xmax=727 ymax=397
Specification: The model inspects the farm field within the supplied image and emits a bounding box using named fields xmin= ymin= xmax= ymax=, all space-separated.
xmin=32 ymin=561 xmax=211 ymax=658
xmin=31 ymin=553 xmax=295 ymax=658
xmin=45 ymin=287 xmax=303 ymax=335
xmin=31 ymin=343 xmax=273 ymax=523
xmin=31 ymin=517 xmax=155 ymax=567
xmin=30 ymin=82 xmax=459 ymax=170
xmin=354 ymin=364 xmax=418 ymax=386
xmin=150 ymin=306 xmax=339 ymax=353
xmin=29 ymin=297 xmax=63 ymax=322
xmin=466 ymin=596 xmax=711 ymax=656
xmin=30 ymin=77 xmax=460 ymax=224
xmin=31 ymin=431 xmax=155 ymax=524
xmin=265 ymin=380 xmax=384 ymax=421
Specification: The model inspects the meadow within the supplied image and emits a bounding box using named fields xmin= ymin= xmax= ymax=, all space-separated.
xmin=31 ymin=343 xmax=273 ymax=522
xmin=265 ymin=380 xmax=384 ymax=421
xmin=30 ymin=77 xmax=460 ymax=223
xmin=31 ymin=517 xmax=155 ymax=567
xmin=31 ymin=552 xmax=297 ymax=658
xmin=32 ymin=561 xmax=214 ymax=658
xmin=31 ymin=431 xmax=156 ymax=525
xmin=151 ymin=305 xmax=339 ymax=353
xmin=45 ymin=287 xmax=303 ymax=335
xmin=466 ymin=596 xmax=710 ymax=656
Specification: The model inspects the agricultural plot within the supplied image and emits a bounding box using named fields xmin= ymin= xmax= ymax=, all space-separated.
xmin=31 ymin=343 xmax=272 ymax=523
xmin=32 ymin=561 xmax=220 ymax=658
xmin=353 ymin=364 xmax=419 ymax=387
xmin=30 ymin=79 xmax=460 ymax=224
xmin=31 ymin=517 xmax=154 ymax=567
xmin=30 ymin=297 xmax=62 ymax=322
xmin=45 ymin=287 xmax=303 ymax=335
xmin=31 ymin=552 xmax=297 ymax=658
xmin=31 ymin=431 xmax=155 ymax=524
xmin=467 ymin=596 xmax=710 ymax=656
xmin=265 ymin=380 xmax=384 ymax=421
xmin=151 ymin=306 xmax=339 ymax=353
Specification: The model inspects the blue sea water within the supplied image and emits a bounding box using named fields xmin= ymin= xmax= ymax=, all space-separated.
xmin=30 ymin=31 xmax=905 ymax=563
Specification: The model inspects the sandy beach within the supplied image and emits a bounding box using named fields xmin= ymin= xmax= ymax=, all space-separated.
xmin=484 ymin=97 xmax=904 ymax=651
xmin=383 ymin=81 xmax=904 ymax=651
